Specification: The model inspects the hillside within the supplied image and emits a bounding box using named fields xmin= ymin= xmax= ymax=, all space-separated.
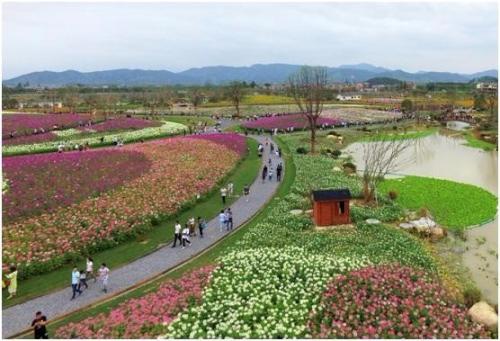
xmin=4 ymin=63 xmax=498 ymax=87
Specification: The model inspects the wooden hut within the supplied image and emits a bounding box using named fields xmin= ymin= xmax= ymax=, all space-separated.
xmin=312 ymin=189 xmax=351 ymax=226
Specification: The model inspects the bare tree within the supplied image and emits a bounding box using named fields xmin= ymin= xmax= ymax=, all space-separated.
xmin=361 ymin=135 xmax=414 ymax=203
xmin=189 ymin=87 xmax=204 ymax=111
xmin=227 ymin=81 xmax=245 ymax=117
xmin=288 ymin=66 xmax=328 ymax=153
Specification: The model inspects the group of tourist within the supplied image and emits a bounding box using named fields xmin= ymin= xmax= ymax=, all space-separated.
xmin=172 ymin=216 xmax=208 ymax=249
xmin=259 ymin=140 xmax=283 ymax=183
xmin=218 ymin=208 xmax=234 ymax=232
xmin=57 ymin=141 xmax=91 ymax=153
xmin=70 ymin=258 xmax=110 ymax=300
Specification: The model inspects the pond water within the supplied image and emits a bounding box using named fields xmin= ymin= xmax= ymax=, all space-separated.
xmin=345 ymin=132 xmax=498 ymax=303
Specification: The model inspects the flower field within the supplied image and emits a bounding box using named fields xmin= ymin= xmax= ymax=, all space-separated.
xmin=3 ymin=150 xmax=151 ymax=222
xmin=78 ymin=117 xmax=161 ymax=133
xmin=55 ymin=266 xmax=214 ymax=339
xmin=308 ymin=265 xmax=492 ymax=338
xmin=2 ymin=121 xmax=186 ymax=156
xmin=2 ymin=113 xmax=91 ymax=138
xmin=242 ymin=114 xmax=340 ymax=131
xmin=2 ymin=132 xmax=60 ymax=146
xmin=165 ymin=247 xmax=370 ymax=338
xmin=3 ymin=133 xmax=245 ymax=276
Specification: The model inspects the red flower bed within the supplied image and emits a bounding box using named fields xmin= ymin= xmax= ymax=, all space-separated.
xmin=79 ymin=117 xmax=161 ymax=133
xmin=3 ymin=134 xmax=245 ymax=276
xmin=187 ymin=133 xmax=247 ymax=155
xmin=55 ymin=266 xmax=215 ymax=339
xmin=242 ymin=114 xmax=340 ymax=131
xmin=2 ymin=113 xmax=91 ymax=138
xmin=3 ymin=150 xmax=151 ymax=223
xmin=2 ymin=132 xmax=58 ymax=146
xmin=308 ymin=265 xmax=492 ymax=339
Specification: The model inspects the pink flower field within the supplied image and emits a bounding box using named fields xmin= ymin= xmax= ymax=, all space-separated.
xmin=2 ymin=113 xmax=92 ymax=138
xmin=2 ymin=133 xmax=245 ymax=276
xmin=78 ymin=117 xmax=162 ymax=133
xmin=3 ymin=150 xmax=151 ymax=223
xmin=308 ymin=264 xmax=492 ymax=339
xmin=55 ymin=266 xmax=214 ymax=339
xmin=242 ymin=113 xmax=340 ymax=131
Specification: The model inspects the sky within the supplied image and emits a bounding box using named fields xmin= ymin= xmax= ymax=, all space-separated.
xmin=2 ymin=1 xmax=498 ymax=79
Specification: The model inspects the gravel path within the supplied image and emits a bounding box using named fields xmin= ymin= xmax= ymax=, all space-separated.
xmin=2 ymin=134 xmax=283 ymax=338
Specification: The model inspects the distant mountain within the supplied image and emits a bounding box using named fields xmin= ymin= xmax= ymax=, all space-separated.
xmin=366 ymin=77 xmax=403 ymax=86
xmin=338 ymin=63 xmax=390 ymax=73
xmin=3 ymin=63 xmax=498 ymax=87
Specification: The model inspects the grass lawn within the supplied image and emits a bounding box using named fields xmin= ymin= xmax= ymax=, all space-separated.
xmin=379 ymin=176 xmax=498 ymax=230
xmin=361 ymin=127 xmax=438 ymax=141
xmin=462 ymin=131 xmax=497 ymax=151
xmin=15 ymin=137 xmax=294 ymax=339
xmin=160 ymin=114 xmax=216 ymax=127
xmin=2 ymin=138 xmax=260 ymax=308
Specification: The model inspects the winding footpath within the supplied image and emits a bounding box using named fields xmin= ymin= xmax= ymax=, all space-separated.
xmin=3 ymin=134 xmax=283 ymax=338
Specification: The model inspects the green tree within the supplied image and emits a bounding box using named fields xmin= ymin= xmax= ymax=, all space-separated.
xmin=401 ymin=99 xmax=413 ymax=113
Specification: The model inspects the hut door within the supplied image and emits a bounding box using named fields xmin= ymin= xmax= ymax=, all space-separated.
xmin=339 ymin=201 xmax=345 ymax=215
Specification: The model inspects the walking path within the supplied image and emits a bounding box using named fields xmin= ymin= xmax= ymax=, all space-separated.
xmin=2 ymin=135 xmax=284 ymax=338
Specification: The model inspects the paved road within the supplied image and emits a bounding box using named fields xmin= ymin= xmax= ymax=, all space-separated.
xmin=2 ymin=135 xmax=284 ymax=338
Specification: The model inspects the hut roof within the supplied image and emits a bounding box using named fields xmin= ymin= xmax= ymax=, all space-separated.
xmin=312 ymin=189 xmax=351 ymax=201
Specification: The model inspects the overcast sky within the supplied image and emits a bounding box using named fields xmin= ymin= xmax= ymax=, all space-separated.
xmin=2 ymin=2 xmax=498 ymax=79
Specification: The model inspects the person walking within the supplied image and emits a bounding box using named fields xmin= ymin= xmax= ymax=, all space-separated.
xmin=197 ymin=217 xmax=206 ymax=238
xmin=220 ymin=187 xmax=227 ymax=204
xmin=262 ymin=165 xmax=268 ymax=183
xmin=243 ymin=184 xmax=250 ymax=202
xmin=188 ymin=217 xmax=196 ymax=236
xmin=172 ymin=221 xmax=182 ymax=248
xmin=98 ymin=263 xmax=110 ymax=293
xmin=5 ymin=265 xmax=18 ymax=300
xmin=218 ymin=210 xmax=226 ymax=232
xmin=276 ymin=163 xmax=283 ymax=182
xmin=78 ymin=269 xmax=88 ymax=291
xmin=268 ymin=168 xmax=273 ymax=181
xmin=70 ymin=267 xmax=82 ymax=300
xmin=31 ymin=311 xmax=48 ymax=339
xmin=227 ymin=182 xmax=234 ymax=196
xmin=182 ymin=224 xmax=191 ymax=248
xmin=86 ymin=257 xmax=97 ymax=283
xmin=226 ymin=208 xmax=233 ymax=230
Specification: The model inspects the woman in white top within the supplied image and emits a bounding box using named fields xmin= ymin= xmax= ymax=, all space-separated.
xmin=86 ymin=257 xmax=96 ymax=283
xmin=98 ymin=263 xmax=110 ymax=293
xmin=182 ymin=224 xmax=191 ymax=248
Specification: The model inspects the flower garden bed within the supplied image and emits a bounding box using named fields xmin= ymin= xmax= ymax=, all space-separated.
xmin=78 ymin=117 xmax=162 ymax=133
xmin=3 ymin=134 xmax=245 ymax=277
xmin=379 ymin=176 xmax=498 ymax=229
xmin=54 ymin=266 xmax=214 ymax=339
xmin=242 ymin=114 xmax=341 ymax=131
xmin=165 ymin=247 xmax=370 ymax=338
xmin=2 ymin=121 xmax=187 ymax=156
xmin=2 ymin=113 xmax=92 ymax=138
xmin=3 ymin=150 xmax=151 ymax=223
xmin=308 ymin=264 xmax=492 ymax=338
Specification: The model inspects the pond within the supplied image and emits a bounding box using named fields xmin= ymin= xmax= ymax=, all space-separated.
xmin=345 ymin=132 xmax=498 ymax=304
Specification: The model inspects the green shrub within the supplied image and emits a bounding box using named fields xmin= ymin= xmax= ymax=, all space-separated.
xmin=296 ymin=147 xmax=308 ymax=154
xmin=463 ymin=287 xmax=482 ymax=308
xmin=331 ymin=150 xmax=342 ymax=159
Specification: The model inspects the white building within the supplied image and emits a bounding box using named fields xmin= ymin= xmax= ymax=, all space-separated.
xmin=476 ymin=82 xmax=497 ymax=91
xmin=336 ymin=94 xmax=361 ymax=101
